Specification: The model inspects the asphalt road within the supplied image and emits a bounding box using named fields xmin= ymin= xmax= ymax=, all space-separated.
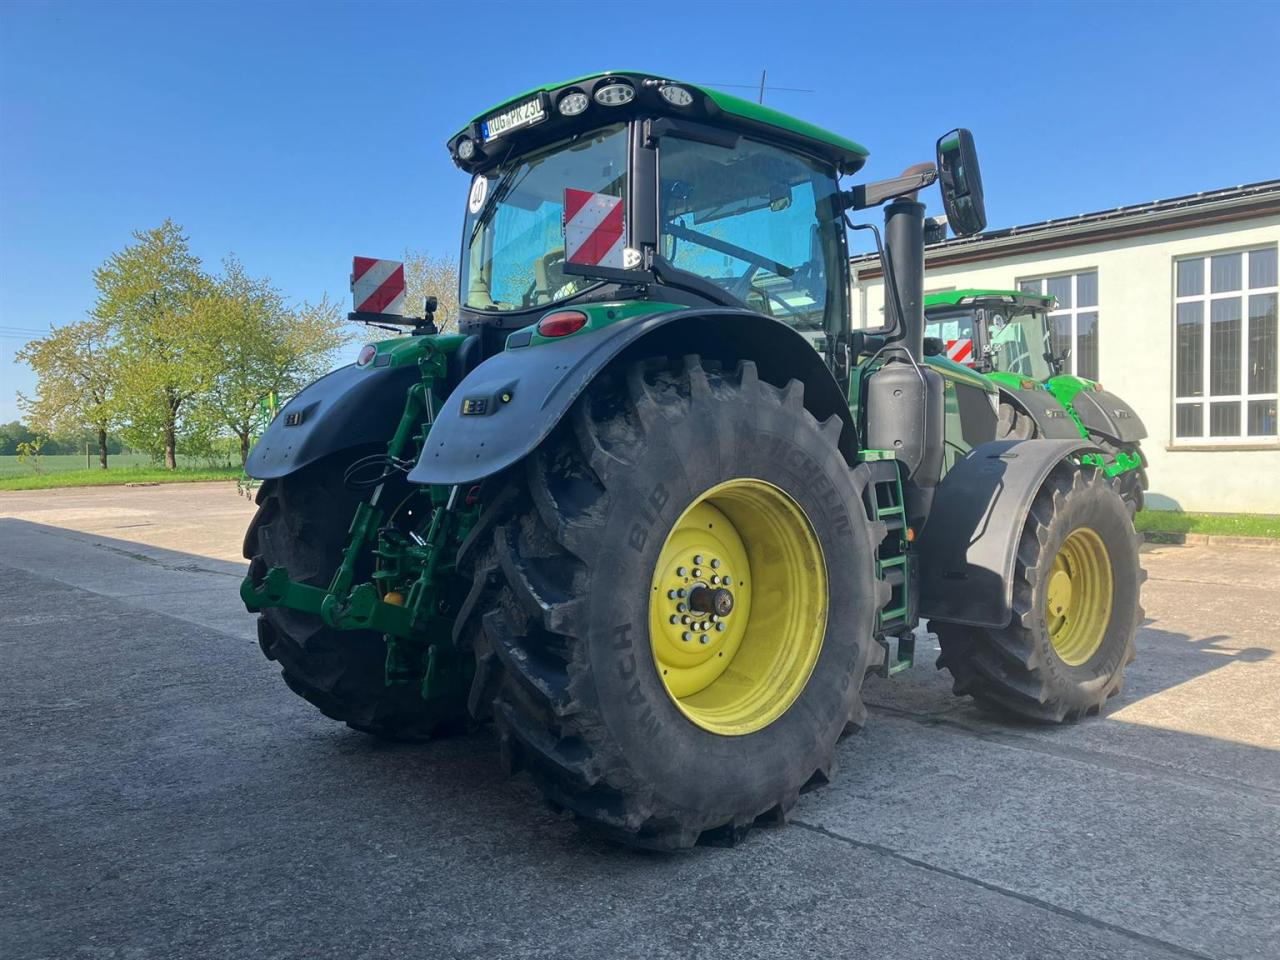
xmin=2 ymin=482 xmax=1278 ymax=960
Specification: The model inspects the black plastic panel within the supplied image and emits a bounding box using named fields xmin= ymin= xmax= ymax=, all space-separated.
xmin=409 ymin=308 xmax=854 ymax=486
xmin=1009 ymin=387 xmax=1086 ymax=440
xmin=918 ymin=438 xmax=1096 ymax=628
xmin=245 ymin=363 xmax=419 ymax=480
xmin=1071 ymin=388 xmax=1148 ymax=443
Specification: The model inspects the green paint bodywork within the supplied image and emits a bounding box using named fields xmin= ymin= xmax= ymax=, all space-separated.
xmin=923 ymin=289 xmax=1052 ymax=309
xmin=986 ymin=370 xmax=1038 ymax=393
xmin=459 ymin=71 xmax=869 ymax=173
xmin=506 ymin=300 xmax=686 ymax=350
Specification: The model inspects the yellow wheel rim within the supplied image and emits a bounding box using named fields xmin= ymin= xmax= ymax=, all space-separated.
xmin=1046 ymin=527 xmax=1113 ymax=666
xmin=648 ymin=479 xmax=827 ymax=736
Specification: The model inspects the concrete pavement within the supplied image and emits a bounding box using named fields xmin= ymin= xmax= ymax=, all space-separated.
xmin=2 ymin=482 xmax=1277 ymax=959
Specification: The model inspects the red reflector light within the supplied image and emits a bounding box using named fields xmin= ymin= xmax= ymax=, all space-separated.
xmin=356 ymin=344 xmax=377 ymax=366
xmin=537 ymin=310 xmax=588 ymax=338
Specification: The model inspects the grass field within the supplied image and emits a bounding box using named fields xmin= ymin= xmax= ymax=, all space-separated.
xmin=1136 ymin=510 xmax=1280 ymax=540
xmin=0 ymin=453 xmax=154 ymax=478
xmin=0 ymin=454 xmax=239 ymax=491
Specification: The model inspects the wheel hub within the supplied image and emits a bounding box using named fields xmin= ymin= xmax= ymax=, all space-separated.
xmin=648 ymin=478 xmax=828 ymax=736
xmin=688 ymin=584 xmax=734 ymax=617
xmin=1046 ymin=526 xmax=1114 ymax=667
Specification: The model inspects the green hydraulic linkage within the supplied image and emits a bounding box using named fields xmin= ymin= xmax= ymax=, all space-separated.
xmin=241 ymin=335 xmax=477 ymax=701
xmin=858 ymin=450 xmax=915 ymax=677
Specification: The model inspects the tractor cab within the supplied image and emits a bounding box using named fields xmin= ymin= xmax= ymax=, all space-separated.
xmin=924 ymin=290 xmax=1057 ymax=379
xmin=452 ymin=72 xmax=864 ymax=358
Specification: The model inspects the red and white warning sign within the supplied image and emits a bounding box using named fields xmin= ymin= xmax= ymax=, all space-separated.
xmin=563 ymin=189 xmax=625 ymax=268
xmin=351 ymin=257 xmax=406 ymax=316
xmin=946 ymin=338 xmax=974 ymax=365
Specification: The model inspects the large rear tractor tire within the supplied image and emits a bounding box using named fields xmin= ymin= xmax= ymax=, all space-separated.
xmin=460 ymin=356 xmax=887 ymax=849
xmin=243 ymin=451 xmax=468 ymax=740
xmin=934 ymin=462 xmax=1144 ymax=723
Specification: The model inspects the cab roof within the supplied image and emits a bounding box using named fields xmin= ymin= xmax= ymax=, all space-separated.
xmin=450 ymin=71 xmax=869 ymax=176
xmin=925 ymin=288 xmax=1053 ymax=309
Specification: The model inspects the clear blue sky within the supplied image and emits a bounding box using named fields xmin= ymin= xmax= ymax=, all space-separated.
xmin=2 ymin=0 xmax=1277 ymax=423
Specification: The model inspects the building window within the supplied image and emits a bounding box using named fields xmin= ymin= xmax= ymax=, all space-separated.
xmin=1173 ymin=246 xmax=1278 ymax=442
xmin=1018 ymin=271 xmax=1099 ymax=380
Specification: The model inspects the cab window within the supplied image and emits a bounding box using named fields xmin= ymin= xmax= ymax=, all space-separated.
xmin=659 ymin=135 xmax=845 ymax=333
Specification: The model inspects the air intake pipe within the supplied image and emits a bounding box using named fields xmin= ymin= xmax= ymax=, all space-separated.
xmin=866 ymin=189 xmax=943 ymax=529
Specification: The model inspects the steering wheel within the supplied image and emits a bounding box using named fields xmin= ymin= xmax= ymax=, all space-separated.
xmin=522 ymin=249 xmax=570 ymax=307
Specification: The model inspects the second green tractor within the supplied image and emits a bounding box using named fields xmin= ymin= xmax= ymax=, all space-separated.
xmin=923 ymin=289 xmax=1148 ymax=512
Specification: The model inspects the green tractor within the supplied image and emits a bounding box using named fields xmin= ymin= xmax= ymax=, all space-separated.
xmin=241 ymin=72 xmax=1143 ymax=849
xmin=923 ymin=289 xmax=1148 ymax=512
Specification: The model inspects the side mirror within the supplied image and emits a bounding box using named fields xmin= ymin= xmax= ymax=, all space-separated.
xmin=936 ymin=129 xmax=986 ymax=237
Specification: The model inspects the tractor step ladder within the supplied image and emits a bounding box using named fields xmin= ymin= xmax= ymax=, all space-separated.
xmin=858 ymin=451 xmax=914 ymax=677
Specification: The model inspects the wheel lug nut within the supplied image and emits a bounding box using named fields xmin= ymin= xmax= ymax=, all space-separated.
xmin=710 ymin=575 xmax=720 ymax=585
xmin=722 ymin=576 xmax=732 ymax=586
xmin=677 ymin=603 xmax=687 ymax=613
xmin=699 ymin=622 xmax=709 ymax=631
xmin=699 ymin=636 xmax=710 ymax=645
xmin=681 ymin=615 xmax=691 ymax=624
xmin=692 ymin=568 xmax=702 ymax=578
xmin=677 ymin=588 xmax=686 ymax=598
xmin=716 ymin=622 xmax=726 ymax=632
xmin=667 ymin=589 xmax=678 ymax=599
xmin=669 ymin=615 xmax=679 ymax=625
xmin=676 ymin=567 xmax=687 ymax=577
xmin=682 ymin=632 xmax=692 ymax=642
xmin=693 ymin=555 xmax=703 ymax=565
xmin=710 ymin=558 xmax=720 ymax=568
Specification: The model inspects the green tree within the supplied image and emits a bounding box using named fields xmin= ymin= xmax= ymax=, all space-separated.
xmin=94 ymin=220 xmax=210 ymax=468
xmin=16 ymin=317 xmax=117 ymax=468
xmin=401 ymin=250 xmax=460 ymax=333
xmin=0 ymin=421 xmax=36 ymax=456
xmin=15 ymin=435 xmax=46 ymax=473
xmin=191 ymin=257 xmax=348 ymax=465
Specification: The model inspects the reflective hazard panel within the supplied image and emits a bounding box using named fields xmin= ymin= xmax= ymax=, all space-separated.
xmin=946 ymin=338 xmax=974 ymax=365
xmin=351 ymin=257 xmax=406 ymax=316
xmin=563 ymin=189 xmax=624 ymax=268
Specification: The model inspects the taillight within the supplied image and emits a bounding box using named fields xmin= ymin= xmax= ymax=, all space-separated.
xmin=356 ymin=344 xmax=377 ymax=366
xmin=537 ymin=310 xmax=588 ymax=338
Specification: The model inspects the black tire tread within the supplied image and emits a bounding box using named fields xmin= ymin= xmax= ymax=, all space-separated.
xmin=243 ymin=458 xmax=468 ymax=740
xmin=935 ymin=462 xmax=1144 ymax=723
xmin=463 ymin=355 xmax=886 ymax=849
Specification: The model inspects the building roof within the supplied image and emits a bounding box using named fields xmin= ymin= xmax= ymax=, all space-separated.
xmin=852 ymin=179 xmax=1280 ymax=277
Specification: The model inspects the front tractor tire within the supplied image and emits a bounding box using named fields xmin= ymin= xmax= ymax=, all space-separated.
xmin=243 ymin=453 xmax=467 ymax=740
xmin=462 ymin=356 xmax=887 ymax=849
xmin=934 ymin=462 xmax=1144 ymax=723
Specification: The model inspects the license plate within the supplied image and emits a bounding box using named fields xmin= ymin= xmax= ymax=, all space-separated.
xmin=482 ymin=97 xmax=546 ymax=141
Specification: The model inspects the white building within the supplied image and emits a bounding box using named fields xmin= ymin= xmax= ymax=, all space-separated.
xmin=850 ymin=180 xmax=1280 ymax=514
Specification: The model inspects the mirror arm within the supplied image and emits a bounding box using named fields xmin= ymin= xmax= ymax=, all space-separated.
xmin=842 ymin=167 xmax=938 ymax=211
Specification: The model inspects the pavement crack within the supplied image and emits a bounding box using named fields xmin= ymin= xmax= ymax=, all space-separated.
xmin=790 ymin=819 xmax=1221 ymax=960
xmin=865 ymin=701 xmax=1280 ymax=805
